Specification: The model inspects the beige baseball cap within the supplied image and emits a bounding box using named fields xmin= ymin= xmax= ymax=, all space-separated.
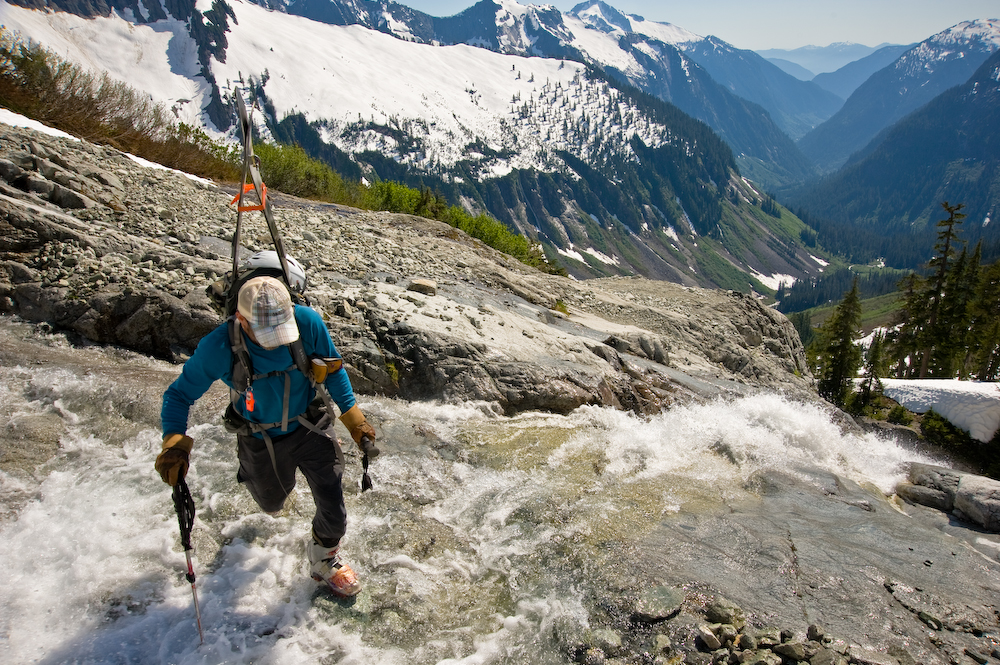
xmin=237 ymin=276 xmax=299 ymax=349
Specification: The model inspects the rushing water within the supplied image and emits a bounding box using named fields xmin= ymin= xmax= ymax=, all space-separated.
xmin=0 ymin=317 xmax=993 ymax=664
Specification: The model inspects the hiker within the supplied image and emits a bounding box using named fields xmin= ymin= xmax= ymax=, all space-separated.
xmin=155 ymin=268 xmax=376 ymax=597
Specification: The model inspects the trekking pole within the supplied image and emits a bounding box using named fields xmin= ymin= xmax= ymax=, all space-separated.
xmin=172 ymin=478 xmax=205 ymax=645
xmin=359 ymin=435 xmax=380 ymax=492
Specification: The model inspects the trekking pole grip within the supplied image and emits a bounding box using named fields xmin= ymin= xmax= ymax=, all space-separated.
xmin=359 ymin=435 xmax=380 ymax=459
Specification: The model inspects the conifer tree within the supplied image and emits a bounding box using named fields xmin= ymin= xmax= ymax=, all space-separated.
xmin=967 ymin=259 xmax=1000 ymax=380
xmin=939 ymin=242 xmax=980 ymax=377
xmin=857 ymin=329 xmax=887 ymax=410
xmin=816 ymin=277 xmax=863 ymax=407
xmin=887 ymin=272 xmax=925 ymax=378
xmin=918 ymin=202 xmax=966 ymax=377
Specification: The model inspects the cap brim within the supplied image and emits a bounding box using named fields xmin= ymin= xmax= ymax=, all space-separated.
xmin=253 ymin=318 xmax=300 ymax=350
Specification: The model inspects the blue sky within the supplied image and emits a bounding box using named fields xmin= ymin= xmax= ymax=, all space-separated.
xmin=399 ymin=0 xmax=999 ymax=50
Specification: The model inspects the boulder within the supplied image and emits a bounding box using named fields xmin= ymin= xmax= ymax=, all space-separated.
xmin=900 ymin=463 xmax=1000 ymax=532
xmin=954 ymin=474 xmax=1000 ymax=532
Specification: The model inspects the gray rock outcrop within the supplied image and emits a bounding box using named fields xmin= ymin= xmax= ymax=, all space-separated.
xmin=897 ymin=462 xmax=1000 ymax=532
xmin=0 ymin=122 xmax=814 ymax=416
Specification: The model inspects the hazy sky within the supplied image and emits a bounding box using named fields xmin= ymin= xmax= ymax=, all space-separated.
xmin=398 ymin=0 xmax=998 ymax=50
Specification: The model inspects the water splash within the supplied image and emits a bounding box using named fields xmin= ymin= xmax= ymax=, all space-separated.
xmin=0 ymin=320 xmax=946 ymax=664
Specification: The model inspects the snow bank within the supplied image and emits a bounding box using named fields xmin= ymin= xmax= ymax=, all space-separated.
xmin=881 ymin=378 xmax=1000 ymax=442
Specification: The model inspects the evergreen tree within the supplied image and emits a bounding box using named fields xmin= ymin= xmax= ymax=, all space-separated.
xmin=788 ymin=310 xmax=816 ymax=349
xmin=918 ymin=202 xmax=966 ymax=377
xmin=938 ymin=243 xmax=980 ymax=377
xmin=816 ymin=278 xmax=863 ymax=407
xmin=857 ymin=330 xmax=887 ymax=410
xmin=887 ymin=272 xmax=925 ymax=378
xmin=967 ymin=259 xmax=1000 ymax=380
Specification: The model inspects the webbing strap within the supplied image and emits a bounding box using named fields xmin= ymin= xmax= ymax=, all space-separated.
xmin=256 ymin=428 xmax=293 ymax=497
xmin=281 ymin=373 xmax=291 ymax=431
xmin=247 ymin=412 xmax=331 ymax=439
xmin=230 ymin=182 xmax=267 ymax=212
xmin=250 ymin=412 xmax=332 ymax=494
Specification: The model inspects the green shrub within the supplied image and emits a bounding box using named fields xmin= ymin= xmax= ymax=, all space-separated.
xmin=255 ymin=141 xmax=357 ymax=203
xmin=843 ymin=391 xmax=866 ymax=416
xmin=919 ymin=409 xmax=974 ymax=448
xmin=0 ymin=27 xmax=239 ymax=181
xmin=886 ymin=404 xmax=913 ymax=425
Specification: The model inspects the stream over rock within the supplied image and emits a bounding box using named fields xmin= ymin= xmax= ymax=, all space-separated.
xmin=0 ymin=122 xmax=998 ymax=664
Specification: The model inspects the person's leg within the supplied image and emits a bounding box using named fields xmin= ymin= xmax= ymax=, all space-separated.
xmin=292 ymin=429 xmax=347 ymax=546
xmin=289 ymin=429 xmax=360 ymax=596
xmin=236 ymin=433 xmax=297 ymax=513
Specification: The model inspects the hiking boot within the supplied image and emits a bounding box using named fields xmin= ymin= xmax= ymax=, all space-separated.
xmin=308 ymin=536 xmax=361 ymax=597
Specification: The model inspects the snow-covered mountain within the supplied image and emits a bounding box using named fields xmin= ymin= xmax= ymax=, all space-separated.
xmin=798 ymin=19 xmax=1000 ymax=174
xmin=280 ymin=0 xmax=830 ymax=184
xmin=0 ymin=0 xmax=836 ymax=291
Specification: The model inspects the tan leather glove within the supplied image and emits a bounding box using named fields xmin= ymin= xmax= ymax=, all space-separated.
xmin=155 ymin=433 xmax=194 ymax=486
xmin=339 ymin=405 xmax=376 ymax=446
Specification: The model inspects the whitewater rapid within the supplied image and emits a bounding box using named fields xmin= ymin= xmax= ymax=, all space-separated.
xmin=0 ymin=318 xmax=956 ymax=664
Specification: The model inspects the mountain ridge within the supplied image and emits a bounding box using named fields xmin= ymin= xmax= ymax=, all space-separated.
xmin=0 ymin=0 xmax=832 ymax=292
xmin=798 ymin=18 xmax=1000 ymax=174
xmin=787 ymin=48 xmax=1000 ymax=263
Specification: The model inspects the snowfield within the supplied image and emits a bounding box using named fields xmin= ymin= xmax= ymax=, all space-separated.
xmin=881 ymin=378 xmax=1000 ymax=442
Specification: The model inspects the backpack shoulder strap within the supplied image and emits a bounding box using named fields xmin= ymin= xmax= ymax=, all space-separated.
xmin=229 ymin=316 xmax=254 ymax=396
xmin=288 ymin=338 xmax=313 ymax=379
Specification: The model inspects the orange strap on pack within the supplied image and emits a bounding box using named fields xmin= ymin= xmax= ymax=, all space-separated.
xmin=231 ymin=183 xmax=267 ymax=212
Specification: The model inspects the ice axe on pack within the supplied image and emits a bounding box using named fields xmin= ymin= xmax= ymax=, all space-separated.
xmin=172 ymin=478 xmax=205 ymax=644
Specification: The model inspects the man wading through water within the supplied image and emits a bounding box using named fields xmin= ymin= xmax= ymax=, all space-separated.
xmin=155 ymin=269 xmax=377 ymax=597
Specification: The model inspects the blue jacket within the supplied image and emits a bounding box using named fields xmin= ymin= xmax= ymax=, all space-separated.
xmin=161 ymin=305 xmax=356 ymax=438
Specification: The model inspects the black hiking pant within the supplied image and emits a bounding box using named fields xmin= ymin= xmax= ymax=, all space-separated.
xmin=236 ymin=424 xmax=347 ymax=547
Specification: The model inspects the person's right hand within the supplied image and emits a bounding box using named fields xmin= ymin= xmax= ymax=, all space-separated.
xmin=155 ymin=433 xmax=194 ymax=485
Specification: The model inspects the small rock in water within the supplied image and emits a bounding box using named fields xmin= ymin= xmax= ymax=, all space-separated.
xmin=632 ymin=585 xmax=684 ymax=622
xmin=704 ymin=596 xmax=745 ymax=630
xmin=652 ymin=633 xmax=672 ymax=653
xmin=588 ymin=628 xmax=621 ymax=655
xmin=579 ymin=646 xmax=605 ymax=665
xmin=806 ymin=623 xmax=825 ymax=642
xmin=696 ymin=625 xmax=721 ymax=650
xmin=810 ymin=649 xmax=849 ymax=665
xmin=773 ymin=640 xmax=807 ymax=661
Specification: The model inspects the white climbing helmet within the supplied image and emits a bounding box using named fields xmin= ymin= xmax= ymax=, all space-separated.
xmin=241 ymin=250 xmax=307 ymax=295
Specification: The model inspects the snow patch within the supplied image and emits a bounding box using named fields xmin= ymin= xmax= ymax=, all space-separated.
xmin=749 ymin=269 xmax=796 ymax=292
xmin=584 ymin=247 xmax=620 ymax=266
xmin=881 ymin=378 xmax=1000 ymax=442
xmin=0 ymin=108 xmax=77 ymax=140
xmin=556 ymin=244 xmax=586 ymax=263
xmin=0 ymin=108 xmax=213 ymax=185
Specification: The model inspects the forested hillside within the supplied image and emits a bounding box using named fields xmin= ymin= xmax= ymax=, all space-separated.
xmin=786 ymin=49 xmax=1000 ymax=271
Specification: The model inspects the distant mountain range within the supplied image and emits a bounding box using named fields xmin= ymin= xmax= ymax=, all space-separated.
xmin=798 ymin=19 xmax=1000 ymax=174
xmin=0 ymin=0 xmax=831 ymax=291
xmin=810 ymin=44 xmax=913 ymax=100
xmin=757 ymin=43 xmax=887 ymax=76
xmin=786 ymin=48 xmax=1000 ymax=267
